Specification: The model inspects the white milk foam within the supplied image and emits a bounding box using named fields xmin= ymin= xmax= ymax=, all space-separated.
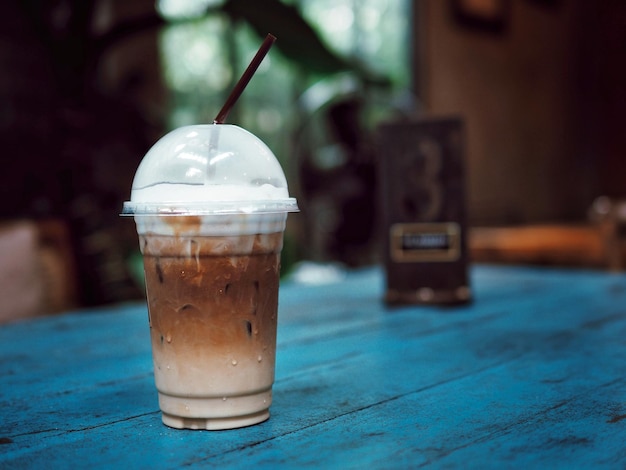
xmin=134 ymin=212 xmax=288 ymax=237
xmin=131 ymin=182 xmax=290 ymax=203
xmin=131 ymin=183 xmax=291 ymax=236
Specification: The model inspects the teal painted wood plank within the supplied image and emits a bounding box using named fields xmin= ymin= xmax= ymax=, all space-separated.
xmin=206 ymin=371 xmax=626 ymax=468
xmin=1 ymin=265 xmax=625 ymax=468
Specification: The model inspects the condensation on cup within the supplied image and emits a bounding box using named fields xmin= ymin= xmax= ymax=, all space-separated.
xmin=122 ymin=124 xmax=298 ymax=430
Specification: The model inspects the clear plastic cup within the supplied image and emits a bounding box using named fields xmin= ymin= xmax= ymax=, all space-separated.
xmin=122 ymin=124 xmax=298 ymax=430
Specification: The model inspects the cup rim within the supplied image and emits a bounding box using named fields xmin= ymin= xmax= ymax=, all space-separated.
xmin=120 ymin=199 xmax=299 ymax=216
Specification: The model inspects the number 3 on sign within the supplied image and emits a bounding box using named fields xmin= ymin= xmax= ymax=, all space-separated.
xmin=403 ymin=138 xmax=443 ymax=222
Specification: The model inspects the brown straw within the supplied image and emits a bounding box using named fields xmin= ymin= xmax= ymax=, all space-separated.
xmin=213 ymin=33 xmax=277 ymax=124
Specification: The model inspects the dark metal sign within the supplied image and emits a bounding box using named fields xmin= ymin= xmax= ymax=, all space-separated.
xmin=378 ymin=117 xmax=471 ymax=305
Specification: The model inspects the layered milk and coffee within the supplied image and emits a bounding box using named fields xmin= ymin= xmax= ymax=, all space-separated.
xmin=123 ymin=125 xmax=298 ymax=430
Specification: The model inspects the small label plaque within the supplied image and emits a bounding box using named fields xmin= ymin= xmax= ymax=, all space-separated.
xmin=390 ymin=222 xmax=461 ymax=263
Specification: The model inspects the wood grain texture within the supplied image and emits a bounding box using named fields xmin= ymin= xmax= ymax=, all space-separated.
xmin=470 ymin=225 xmax=611 ymax=268
xmin=1 ymin=266 xmax=625 ymax=468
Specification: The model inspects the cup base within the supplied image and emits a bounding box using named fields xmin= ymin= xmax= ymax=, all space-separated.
xmin=157 ymin=389 xmax=272 ymax=430
xmin=161 ymin=409 xmax=269 ymax=430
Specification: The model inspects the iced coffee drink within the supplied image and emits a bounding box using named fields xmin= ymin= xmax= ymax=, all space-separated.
xmin=123 ymin=124 xmax=298 ymax=430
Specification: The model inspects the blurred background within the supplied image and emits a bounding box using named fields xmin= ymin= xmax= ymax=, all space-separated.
xmin=1 ymin=0 xmax=625 ymax=321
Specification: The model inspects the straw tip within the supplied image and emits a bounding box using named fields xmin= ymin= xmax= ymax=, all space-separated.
xmin=213 ymin=33 xmax=278 ymax=125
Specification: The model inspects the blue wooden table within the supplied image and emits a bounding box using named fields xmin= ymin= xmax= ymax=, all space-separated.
xmin=1 ymin=265 xmax=626 ymax=469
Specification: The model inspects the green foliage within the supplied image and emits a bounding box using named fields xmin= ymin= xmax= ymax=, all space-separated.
xmin=221 ymin=0 xmax=391 ymax=86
